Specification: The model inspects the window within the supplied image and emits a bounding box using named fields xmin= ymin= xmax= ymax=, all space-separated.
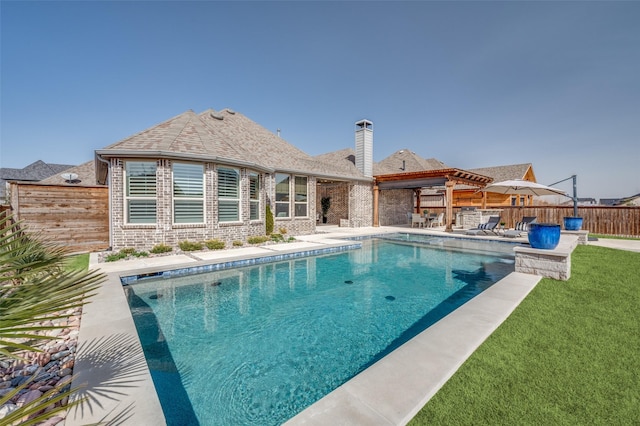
xmin=511 ymin=196 xmax=517 ymax=206
xmin=249 ymin=173 xmax=260 ymax=220
xmin=173 ymin=163 xmax=204 ymax=223
xmin=218 ymin=167 xmax=240 ymax=222
xmin=294 ymin=176 xmax=308 ymax=217
xmin=275 ymin=173 xmax=290 ymax=218
xmin=125 ymin=161 xmax=157 ymax=224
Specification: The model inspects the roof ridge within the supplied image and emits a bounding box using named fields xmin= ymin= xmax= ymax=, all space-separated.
xmin=102 ymin=109 xmax=196 ymax=149
xmin=160 ymin=111 xmax=199 ymax=149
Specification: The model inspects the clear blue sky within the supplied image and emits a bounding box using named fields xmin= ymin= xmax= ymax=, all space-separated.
xmin=2 ymin=1 xmax=639 ymax=200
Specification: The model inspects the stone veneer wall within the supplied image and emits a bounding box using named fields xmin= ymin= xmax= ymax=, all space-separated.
xmin=378 ymin=189 xmax=414 ymax=226
xmin=110 ymin=160 xmax=315 ymax=250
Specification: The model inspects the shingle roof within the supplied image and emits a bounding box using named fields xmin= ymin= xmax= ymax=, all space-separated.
xmin=39 ymin=160 xmax=100 ymax=186
xmin=0 ymin=160 xmax=75 ymax=181
xmin=314 ymin=148 xmax=363 ymax=176
xmin=454 ymin=163 xmax=533 ymax=190
xmin=1 ymin=160 xmax=76 ymax=198
xmin=374 ymin=149 xmax=449 ymax=175
xmin=99 ymin=110 xmax=251 ymax=160
xmin=468 ymin=163 xmax=532 ymax=182
xmin=96 ymin=109 xmax=369 ymax=183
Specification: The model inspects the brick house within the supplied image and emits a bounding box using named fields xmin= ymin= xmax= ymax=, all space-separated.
xmin=94 ymin=108 xmax=374 ymax=250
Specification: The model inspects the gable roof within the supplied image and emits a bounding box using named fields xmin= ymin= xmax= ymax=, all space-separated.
xmin=39 ymin=160 xmax=100 ymax=186
xmin=0 ymin=160 xmax=75 ymax=181
xmin=468 ymin=163 xmax=533 ymax=182
xmin=451 ymin=163 xmax=534 ymax=191
xmin=374 ymin=149 xmax=449 ymax=176
xmin=1 ymin=160 xmax=76 ymax=198
xmin=96 ymin=109 xmax=369 ymax=184
xmin=314 ymin=148 xmax=364 ymax=177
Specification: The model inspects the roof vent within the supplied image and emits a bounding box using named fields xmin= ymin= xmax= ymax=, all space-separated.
xmin=210 ymin=112 xmax=224 ymax=120
xmin=225 ymin=109 xmax=236 ymax=115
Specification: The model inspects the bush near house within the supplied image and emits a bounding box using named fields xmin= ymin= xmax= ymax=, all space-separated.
xmin=105 ymin=248 xmax=149 ymax=262
xmin=150 ymin=243 xmax=173 ymax=254
xmin=205 ymin=239 xmax=225 ymax=250
xmin=178 ymin=240 xmax=203 ymax=252
xmin=248 ymin=236 xmax=270 ymax=244
xmin=266 ymin=205 xmax=274 ymax=235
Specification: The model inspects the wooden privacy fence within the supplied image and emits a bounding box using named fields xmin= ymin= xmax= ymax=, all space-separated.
xmin=424 ymin=206 xmax=640 ymax=237
xmin=9 ymin=182 xmax=109 ymax=253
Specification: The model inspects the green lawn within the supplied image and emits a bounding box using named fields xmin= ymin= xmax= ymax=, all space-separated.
xmin=65 ymin=252 xmax=89 ymax=271
xmin=410 ymin=245 xmax=639 ymax=425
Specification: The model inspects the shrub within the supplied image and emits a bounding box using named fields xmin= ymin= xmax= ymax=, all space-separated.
xmin=287 ymin=236 xmax=296 ymax=242
xmin=150 ymin=243 xmax=173 ymax=254
xmin=232 ymin=240 xmax=243 ymax=247
xmin=279 ymin=227 xmax=287 ymax=235
xmin=105 ymin=252 xmax=128 ymax=262
xmin=270 ymin=233 xmax=284 ymax=242
xmin=266 ymin=205 xmax=274 ymax=235
xmin=120 ymin=247 xmax=136 ymax=255
xmin=247 ymin=235 xmax=269 ymax=244
xmin=132 ymin=251 xmax=149 ymax=258
xmin=205 ymin=239 xmax=225 ymax=250
xmin=179 ymin=240 xmax=203 ymax=251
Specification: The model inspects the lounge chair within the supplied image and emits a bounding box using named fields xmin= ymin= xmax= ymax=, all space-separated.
xmin=465 ymin=216 xmax=501 ymax=235
xmin=411 ymin=213 xmax=426 ymax=228
xmin=503 ymin=216 xmax=537 ymax=238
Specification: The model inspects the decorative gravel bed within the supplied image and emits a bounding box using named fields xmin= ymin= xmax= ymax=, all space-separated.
xmin=0 ymin=307 xmax=82 ymax=424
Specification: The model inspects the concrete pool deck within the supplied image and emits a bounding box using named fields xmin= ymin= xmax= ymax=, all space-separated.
xmin=66 ymin=226 xmax=635 ymax=425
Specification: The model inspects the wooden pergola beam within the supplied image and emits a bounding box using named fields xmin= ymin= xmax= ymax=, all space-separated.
xmin=373 ymin=168 xmax=493 ymax=230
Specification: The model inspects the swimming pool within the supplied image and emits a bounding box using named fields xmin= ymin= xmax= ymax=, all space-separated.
xmin=125 ymin=235 xmax=515 ymax=425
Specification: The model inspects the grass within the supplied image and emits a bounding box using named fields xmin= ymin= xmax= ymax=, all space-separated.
xmin=410 ymin=245 xmax=639 ymax=425
xmin=590 ymin=233 xmax=640 ymax=240
xmin=65 ymin=253 xmax=89 ymax=271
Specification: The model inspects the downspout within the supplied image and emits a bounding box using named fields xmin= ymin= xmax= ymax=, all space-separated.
xmin=96 ymin=154 xmax=113 ymax=250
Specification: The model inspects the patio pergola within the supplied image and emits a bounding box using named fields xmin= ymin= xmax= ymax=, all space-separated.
xmin=373 ymin=168 xmax=493 ymax=231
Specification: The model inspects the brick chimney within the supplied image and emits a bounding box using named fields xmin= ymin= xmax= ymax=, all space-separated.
xmin=355 ymin=119 xmax=373 ymax=177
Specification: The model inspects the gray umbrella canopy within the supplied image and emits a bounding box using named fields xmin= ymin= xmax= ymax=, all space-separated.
xmin=482 ymin=179 xmax=568 ymax=197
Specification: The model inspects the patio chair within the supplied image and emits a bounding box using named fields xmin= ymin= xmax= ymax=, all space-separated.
xmin=503 ymin=216 xmax=537 ymax=238
xmin=411 ymin=213 xmax=426 ymax=228
xmin=465 ymin=216 xmax=501 ymax=235
xmin=429 ymin=212 xmax=444 ymax=228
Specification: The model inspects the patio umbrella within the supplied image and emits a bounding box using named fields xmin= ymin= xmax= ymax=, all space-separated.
xmin=482 ymin=179 xmax=568 ymax=197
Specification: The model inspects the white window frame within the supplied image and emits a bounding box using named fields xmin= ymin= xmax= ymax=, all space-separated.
xmin=172 ymin=162 xmax=205 ymax=224
xmin=124 ymin=161 xmax=157 ymax=224
xmin=218 ymin=166 xmax=241 ymax=222
xmin=249 ymin=172 xmax=260 ymax=221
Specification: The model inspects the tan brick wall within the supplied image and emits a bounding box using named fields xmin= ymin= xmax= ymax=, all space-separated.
xmin=111 ymin=162 xmax=316 ymax=250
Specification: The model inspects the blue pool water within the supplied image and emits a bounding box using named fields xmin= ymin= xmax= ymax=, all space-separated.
xmin=125 ymin=235 xmax=516 ymax=425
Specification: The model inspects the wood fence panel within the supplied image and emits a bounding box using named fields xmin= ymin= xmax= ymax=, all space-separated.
xmin=10 ymin=183 xmax=109 ymax=252
xmin=423 ymin=205 xmax=639 ymax=236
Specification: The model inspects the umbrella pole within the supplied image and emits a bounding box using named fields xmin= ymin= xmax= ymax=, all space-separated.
xmin=549 ymin=174 xmax=578 ymax=217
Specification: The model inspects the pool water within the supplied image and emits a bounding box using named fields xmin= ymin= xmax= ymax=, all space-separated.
xmin=126 ymin=235 xmax=515 ymax=425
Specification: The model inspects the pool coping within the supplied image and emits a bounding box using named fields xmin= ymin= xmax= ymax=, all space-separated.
xmin=66 ymin=226 xmax=541 ymax=425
